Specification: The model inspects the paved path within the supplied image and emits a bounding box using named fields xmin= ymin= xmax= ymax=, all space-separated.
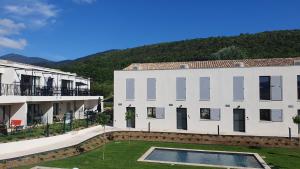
xmin=0 ymin=125 xmax=118 ymax=160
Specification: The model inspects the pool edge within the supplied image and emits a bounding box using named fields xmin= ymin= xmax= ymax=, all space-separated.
xmin=137 ymin=146 xmax=271 ymax=169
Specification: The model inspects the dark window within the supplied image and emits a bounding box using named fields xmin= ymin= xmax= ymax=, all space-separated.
xmin=298 ymin=75 xmax=300 ymax=100
xmin=200 ymin=108 xmax=211 ymax=119
xmin=259 ymin=76 xmax=271 ymax=100
xmin=147 ymin=107 xmax=156 ymax=118
xmin=260 ymin=109 xmax=271 ymax=121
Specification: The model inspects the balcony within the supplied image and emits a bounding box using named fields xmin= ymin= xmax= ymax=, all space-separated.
xmin=0 ymin=83 xmax=95 ymax=96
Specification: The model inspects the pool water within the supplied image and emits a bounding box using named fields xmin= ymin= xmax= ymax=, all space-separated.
xmin=144 ymin=148 xmax=264 ymax=168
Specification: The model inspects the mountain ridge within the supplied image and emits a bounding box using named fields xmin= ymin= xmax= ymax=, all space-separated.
xmin=2 ymin=29 xmax=300 ymax=97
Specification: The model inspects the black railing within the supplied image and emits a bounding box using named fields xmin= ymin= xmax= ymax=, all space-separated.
xmin=0 ymin=83 xmax=94 ymax=96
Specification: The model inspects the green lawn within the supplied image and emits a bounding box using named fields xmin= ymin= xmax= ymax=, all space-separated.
xmin=19 ymin=141 xmax=300 ymax=169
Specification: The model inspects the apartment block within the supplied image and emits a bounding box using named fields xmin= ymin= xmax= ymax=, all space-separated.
xmin=0 ymin=59 xmax=103 ymax=127
xmin=114 ymin=57 xmax=300 ymax=137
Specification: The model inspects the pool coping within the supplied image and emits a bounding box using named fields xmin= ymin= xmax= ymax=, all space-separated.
xmin=137 ymin=147 xmax=271 ymax=169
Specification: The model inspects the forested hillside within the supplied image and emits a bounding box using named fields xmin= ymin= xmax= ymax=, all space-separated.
xmin=56 ymin=29 xmax=300 ymax=97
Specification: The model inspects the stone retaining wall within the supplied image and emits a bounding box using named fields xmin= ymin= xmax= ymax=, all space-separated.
xmin=0 ymin=131 xmax=298 ymax=168
xmin=112 ymin=131 xmax=299 ymax=148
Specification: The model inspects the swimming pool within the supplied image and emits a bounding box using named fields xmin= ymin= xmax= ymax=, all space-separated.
xmin=138 ymin=147 xmax=270 ymax=169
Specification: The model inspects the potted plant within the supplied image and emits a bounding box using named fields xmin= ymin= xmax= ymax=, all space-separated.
xmin=292 ymin=115 xmax=300 ymax=145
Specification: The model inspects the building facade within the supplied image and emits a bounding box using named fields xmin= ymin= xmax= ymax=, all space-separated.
xmin=0 ymin=59 xmax=103 ymax=127
xmin=114 ymin=57 xmax=300 ymax=137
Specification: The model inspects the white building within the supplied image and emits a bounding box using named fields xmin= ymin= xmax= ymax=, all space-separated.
xmin=114 ymin=57 xmax=300 ymax=137
xmin=0 ymin=59 xmax=103 ymax=127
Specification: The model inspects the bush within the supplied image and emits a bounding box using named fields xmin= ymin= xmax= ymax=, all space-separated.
xmin=293 ymin=115 xmax=300 ymax=124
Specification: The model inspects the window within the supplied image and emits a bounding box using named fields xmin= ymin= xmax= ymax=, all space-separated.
xmin=147 ymin=78 xmax=156 ymax=100
xmin=297 ymin=75 xmax=300 ymax=100
xmin=259 ymin=76 xmax=282 ymax=101
xmin=200 ymin=77 xmax=210 ymax=100
xmin=126 ymin=78 xmax=135 ymax=100
xmin=147 ymin=107 xmax=165 ymax=119
xmin=260 ymin=109 xmax=271 ymax=121
xmin=200 ymin=108 xmax=220 ymax=121
xmin=200 ymin=108 xmax=210 ymax=119
xmin=53 ymin=103 xmax=59 ymax=116
xmin=147 ymin=107 xmax=156 ymax=118
xmin=260 ymin=109 xmax=283 ymax=122
xmin=233 ymin=76 xmax=244 ymax=101
xmin=260 ymin=76 xmax=271 ymax=100
xmin=176 ymin=77 xmax=186 ymax=100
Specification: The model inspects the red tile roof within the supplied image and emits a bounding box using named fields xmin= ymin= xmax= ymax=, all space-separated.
xmin=123 ymin=57 xmax=300 ymax=70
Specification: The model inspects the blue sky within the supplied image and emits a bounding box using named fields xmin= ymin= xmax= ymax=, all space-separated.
xmin=0 ymin=0 xmax=299 ymax=61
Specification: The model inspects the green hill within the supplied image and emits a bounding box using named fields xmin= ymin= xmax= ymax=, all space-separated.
xmin=56 ymin=29 xmax=300 ymax=97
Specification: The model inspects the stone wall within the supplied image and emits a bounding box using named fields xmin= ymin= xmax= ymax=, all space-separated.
xmin=111 ymin=131 xmax=299 ymax=148
xmin=0 ymin=131 xmax=298 ymax=168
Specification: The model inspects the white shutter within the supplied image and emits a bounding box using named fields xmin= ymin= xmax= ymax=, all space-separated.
xmin=126 ymin=78 xmax=135 ymax=100
xmin=210 ymin=108 xmax=220 ymax=121
xmin=233 ymin=76 xmax=244 ymax=101
xmin=271 ymin=109 xmax=283 ymax=122
xmin=176 ymin=77 xmax=186 ymax=100
xmin=271 ymin=76 xmax=282 ymax=101
xmin=147 ymin=78 xmax=156 ymax=100
xmin=200 ymin=77 xmax=210 ymax=100
xmin=156 ymin=107 xmax=165 ymax=119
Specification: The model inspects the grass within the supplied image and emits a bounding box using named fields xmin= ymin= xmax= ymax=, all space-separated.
xmin=0 ymin=119 xmax=90 ymax=143
xmin=19 ymin=141 xmax=300 ymax=169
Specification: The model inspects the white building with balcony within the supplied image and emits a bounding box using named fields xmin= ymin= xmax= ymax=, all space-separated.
xmin=114 ymin=57 xmax=300 ymax=138
xmin=0 ymin=59 xmax=103 ymax=127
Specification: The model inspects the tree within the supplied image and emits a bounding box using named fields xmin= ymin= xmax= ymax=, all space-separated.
xmin=210 ymin=46 xmax=247 ymax=60
xmin=292 ymin=115 xmax=300 ymax=145
xmin=97 ymin=113 xmax=110 ymax=160
xmin=125 ymin=110 xmax=135 ymax=144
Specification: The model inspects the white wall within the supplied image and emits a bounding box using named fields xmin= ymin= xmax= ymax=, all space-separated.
xmin=114 ymin=66 xmax=300 ymax=137
xmin=10 ymin=103 xmax=27 ymax=126
xmin=40 ymin=102 xmax=53 ymax=124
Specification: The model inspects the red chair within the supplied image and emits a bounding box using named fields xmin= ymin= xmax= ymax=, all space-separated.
xmin=11 ymin=120 xmax=23 ymax=132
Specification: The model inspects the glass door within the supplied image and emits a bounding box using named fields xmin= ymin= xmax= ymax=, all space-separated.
xmin=233 ymin=109 xmax=245 ymax=132
xmin=177 ymin=108 xmax=187 ymax=130
xmin=126 ymin=107 xmax=135 ymax=128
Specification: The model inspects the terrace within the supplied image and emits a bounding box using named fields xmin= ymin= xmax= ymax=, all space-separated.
xmin=0 ymin=83 xmax=95 ymax=96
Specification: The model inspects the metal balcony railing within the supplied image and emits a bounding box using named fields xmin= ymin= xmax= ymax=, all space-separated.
xmin=0 ymin=83 xmax=94 ymax=96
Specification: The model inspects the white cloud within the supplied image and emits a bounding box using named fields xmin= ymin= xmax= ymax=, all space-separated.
xmin=3 ymin=1 xmax=59 ymax=28
xmin=0 ymin=1 xmax=59 ymax=50
xmin=0 ymin=18 xmax=25 ymax=36
xmin=4 ymin=2 xmax=58 ymax=18
xmin=73 ymin=0 xmax=97 ymax=4
xmin=0 ymin=37 xmax=27 ymax=50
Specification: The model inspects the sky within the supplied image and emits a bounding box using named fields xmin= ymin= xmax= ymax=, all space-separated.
xmin=0 ymin=0 xmax=299 ymax=61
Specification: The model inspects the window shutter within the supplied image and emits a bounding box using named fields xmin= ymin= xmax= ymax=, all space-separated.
xmin=176 ymin=77 xmax=186 ymax=100
xmin=200 ymin=77 xmax=210 ymax=100
xmin=156 ymin=107 xmax=165 ymax=119
xmin=271 ymin=76 xmax=282 ymax=101
xmin=271 ymin=109 xmax=283 ymax=122
xmin=126 ymin=78 xmax=135 ymax=100
xmin=147 ymin=78 xmax=156 ymax=100
xmin=210 ymin=108 xmax=220 ymax=121
xmin=233 ymin=76 xmax=244 ymax=101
